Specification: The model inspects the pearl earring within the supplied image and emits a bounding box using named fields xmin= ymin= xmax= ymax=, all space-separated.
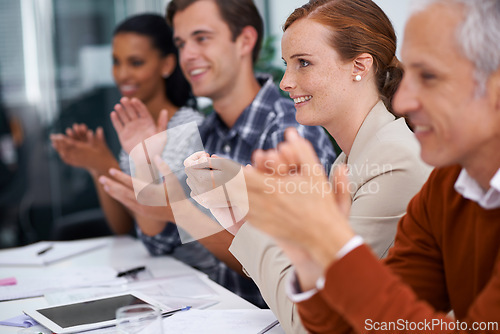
xmin=355 ymin=75 xmax=362 ymax=82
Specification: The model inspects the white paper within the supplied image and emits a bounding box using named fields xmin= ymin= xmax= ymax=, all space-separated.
xmin=44 ymin=275 xmax=219 ymax=310
xmin=0 ymin=239 xmax=107 ymax=266
xmin=0 ymin=266 xmax=125 ymax=301
xmin=135 ymin=275 xmax=218 ymax=299
xmin=77 ymin=310 xmax=283 ymax=334
xmin=162 ymin=309 xmax=279 ymax=334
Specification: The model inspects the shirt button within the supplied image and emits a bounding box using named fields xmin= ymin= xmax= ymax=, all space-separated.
xmin=223 ymin=144 xmax=231 ymax=154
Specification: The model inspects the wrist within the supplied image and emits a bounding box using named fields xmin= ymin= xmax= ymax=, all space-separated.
xmin=88 ymin=165 xmax=108 ymax=178
xmin=295 ymin=262 xmax=321 ymax=291
xmin=90 ymin=162 xmax=118 ymax=178
xmin=309 ymin=220 xmax=356 ymax=270
xmin=89 ymin=164 xmax=111 ymax=178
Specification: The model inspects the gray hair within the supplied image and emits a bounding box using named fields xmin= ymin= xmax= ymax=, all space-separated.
xmin=411 ymin=0 xmax=500 ymax=95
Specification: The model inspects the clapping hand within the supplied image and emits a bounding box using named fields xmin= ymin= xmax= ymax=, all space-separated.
xmin=99 ymin=168 xmax=174 ymax=221
xmin=50 ymin=123 xmax=116 ymax=176
xmin=184 ymin=152 xmax=249 ymax=235
xmin=244 ymin=128 xmax=355 ymax=272
xmin=111 ymin=97 xmax=169 ymax=156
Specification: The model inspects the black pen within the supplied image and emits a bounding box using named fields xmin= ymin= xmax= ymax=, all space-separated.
xmin=161 ymin=306 xmax=191 ymax=318
xmin=116 ymin=266 xmax=146 ymax=277
xmin=37 ymin=245 xmax=53 ymax=256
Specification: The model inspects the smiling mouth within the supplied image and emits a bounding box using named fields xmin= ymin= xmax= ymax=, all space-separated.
xmin=119 ymin=86 xmax=138 ymax=96
xmin=189 ymin=68 xmax=208 ymax=77
xmin=413 ymin=125 xmax=432 ymax=133
xmin=293 ymin=96 xmax=312 ymax=104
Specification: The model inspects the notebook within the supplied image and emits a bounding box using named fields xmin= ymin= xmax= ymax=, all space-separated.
xmin=0 ymin=238 xmax=107 ymax=266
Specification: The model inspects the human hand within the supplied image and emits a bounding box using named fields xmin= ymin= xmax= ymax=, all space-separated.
xmin=185 ymin=152 xmax=247 ymax=208
xmin=50 ymin=125 xmax=116 ymax=176
xmin=244 ymin=128 xmax=355 ymax=269
xmin=184 ymin=151 xmax=210 ymax=167
xmin=65 ymin=123 xmax=90 ymax=141
xmin=110 ymin=97 xmax=168 ymax=156
xmin=184 ymin=151 xmax=219 ymax=206
xmin=184 ymin=152 xmax=249 ymax=235
xmin=154 ymin=155 xmax=227 ymax=240
xmin=99 ymin=168 xmax=173 ymax=222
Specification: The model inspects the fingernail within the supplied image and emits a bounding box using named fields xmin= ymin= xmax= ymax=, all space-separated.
xmin=99 ymin=176 xmax=106 ymax=184
xmin=109 ymin=168 xmax=116 ymax=176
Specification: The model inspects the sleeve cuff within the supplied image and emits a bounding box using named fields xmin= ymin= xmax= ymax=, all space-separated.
xmin=286 ymin=269 xmax=319 ymax=303
xmin=336 ymin=235 xmax=364 ymax=259
xmin=286 ymin=236 xmax=365 ymax=302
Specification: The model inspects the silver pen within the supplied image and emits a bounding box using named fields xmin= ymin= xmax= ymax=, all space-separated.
xmin=257 ymin=319 xmax=280 ymax=334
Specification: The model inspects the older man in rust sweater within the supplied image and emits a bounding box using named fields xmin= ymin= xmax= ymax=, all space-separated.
xmin=243 ymin=0 xmax=500 ymax=333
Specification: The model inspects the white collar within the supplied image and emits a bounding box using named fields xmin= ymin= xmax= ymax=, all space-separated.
xmin=454 ymin=168 xmax=500 ymax=209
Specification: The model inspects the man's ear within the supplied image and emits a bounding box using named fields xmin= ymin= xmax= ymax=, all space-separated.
xmin=489 ymin=68 xmax=500 ymax=113
xmin=161 ymin=54 xmax=177 ymax=78
xmin=351 ymin=53 xmax=374 ymax=81
xmin=236 ymin=26 xmax=258 ymax=59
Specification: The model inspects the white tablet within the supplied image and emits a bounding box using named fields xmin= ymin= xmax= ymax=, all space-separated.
xmin=24 ymin=291 xmax=167 ymax=333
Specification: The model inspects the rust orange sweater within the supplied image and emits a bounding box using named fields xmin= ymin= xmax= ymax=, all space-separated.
xmin=298 ymin=166 xmax=500 ymax=333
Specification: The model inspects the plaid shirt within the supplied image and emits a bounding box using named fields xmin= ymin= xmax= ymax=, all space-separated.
xmin=201 ymin=74 xmax=335 ymax=167
xmin=139 ymin=74 xmax=336 ymax=308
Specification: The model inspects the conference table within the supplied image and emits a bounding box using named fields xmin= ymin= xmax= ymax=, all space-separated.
xmin=0 ymin=236 xmax=284 ymax=333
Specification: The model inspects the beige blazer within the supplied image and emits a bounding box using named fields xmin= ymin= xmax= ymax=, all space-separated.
xmin=229 ymin=101 xmax=432 ymax=333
